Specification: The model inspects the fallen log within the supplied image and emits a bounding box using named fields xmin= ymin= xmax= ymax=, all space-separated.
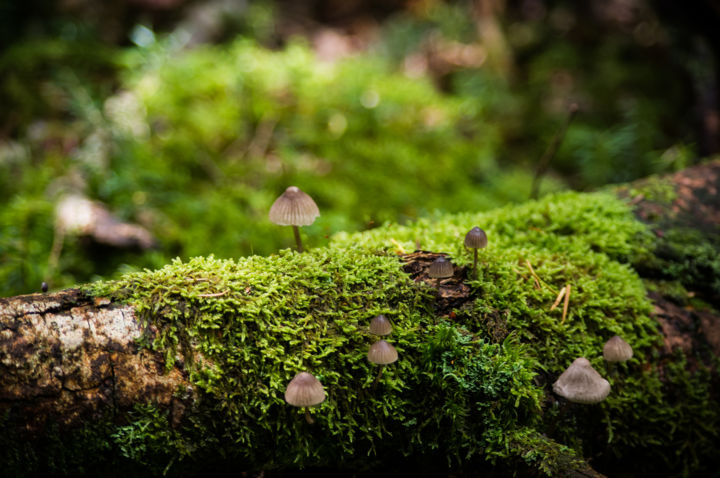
xmin=2 ymin=161 xmax=719 ymax=477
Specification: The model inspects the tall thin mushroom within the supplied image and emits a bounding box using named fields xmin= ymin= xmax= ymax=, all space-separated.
xmin=464 ymin=227 xmax=488 ymax=279
xmin=367 ymin=340 xmax=398 ymax=387
xmin=269 ymin=186 xmax=319 ymax=252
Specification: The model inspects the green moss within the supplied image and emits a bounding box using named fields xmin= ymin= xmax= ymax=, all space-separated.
xmin=73 ymin=190 xmax=720 ymax=475
xmin=627 ymin=175 xmax=678 ymax=204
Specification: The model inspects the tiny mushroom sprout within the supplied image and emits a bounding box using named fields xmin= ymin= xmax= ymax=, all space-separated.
xmin=464 ymin=226 xmax=488 ymax=279
xmin=603 ymin=335 xmax=633 ymax=363
xmin=552 ymin=357 xmax=611 ymax=404
xmin=428 ymin=256 xmax=454 ymax=286
xmin=369 ymin=314 xmax=393 ymax=336
xmin=269 ymin=186 xmax=320 ymax=252
xmin=284 ymin=371 xmax=326 ymax=424
xmin=367 ymin=339 xmax=399 ymax=386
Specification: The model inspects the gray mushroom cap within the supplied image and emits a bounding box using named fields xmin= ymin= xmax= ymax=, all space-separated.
xmin=552 ymin=357 xmax=611 ymax=404
xmin=428 ymin=256 xmax=454 ymax=279
xmin=269 ymin=186 xmax=320 ymax=226
xmin=367 ymin=340 xmax=398 ymax=365
xmin=369 ymin=314 xmax=393 ymax=336
xmin=284 ymin=372 xmax=326 ymax=407
xmin=603 ymin=335 xmax=633 ymax=362
xmin=464 ymin=226 xmax=488 ymax=249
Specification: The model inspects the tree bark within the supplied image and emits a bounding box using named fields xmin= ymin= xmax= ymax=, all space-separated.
xmin=0 ymin=289 xmax=189 ymax=433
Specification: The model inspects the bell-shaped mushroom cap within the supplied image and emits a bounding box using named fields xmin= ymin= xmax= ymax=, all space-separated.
xmin=552 ymin=357 xmax=611 ymax=404
xmin=284 ymin=372 xmax=326 ymax=407
xmin=269 ymin=186 xmax=320 ymax=226
xmin=367 ymin=340 xmax=398 ymax=365
xmin=428 ymin=256 xmax=454 ymax=279
xmin=603 ymin=335 xmax=633 ymax=362
xmin=369 ymin=314 xmax=393 ymax=336
xmin=464 ymin=226 xmax=488 ymax=249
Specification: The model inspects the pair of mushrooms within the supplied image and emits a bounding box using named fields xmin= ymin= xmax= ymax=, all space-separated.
xmin=269 ymin=186 xmax=319 ymax=252
xmin=283 ymin=315 xmax=399 ymax=423
xmin=427 ymin=226 xmax=488 ymax=284
xmin=552 ymin=335 xmax=633 ymax=404
xmin=367 ymin=314 xmax=398 ymax=386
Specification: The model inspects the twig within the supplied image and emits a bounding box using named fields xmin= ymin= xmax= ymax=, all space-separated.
xmin=390 ymin=238 xmax=406 ymax=254
xmin=530 ymin=103 xmax=579 ymax=199
xmin=198 ymin=291 xmax=229 ymax=298
xmin=550 ymin=286 xmax=567 ymax=311
xmin=47 ymin=224 xmax=65 ymax=281
xmin=561 ymin=284 xmax=571 ymax=324
xmin=525 ymin=260 xmax=542 ymax=290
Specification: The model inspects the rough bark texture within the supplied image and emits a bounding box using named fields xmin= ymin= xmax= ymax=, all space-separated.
xmin=0 ymin=289 xmax=189 ymax=433
xmin=622 ymin=160 xmax=720 ymax=368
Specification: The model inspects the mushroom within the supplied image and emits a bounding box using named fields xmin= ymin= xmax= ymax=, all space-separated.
xmin=269 ymin=186 xmax=320 ymax=252
xmin=284 ymin=371 xmax=326 ymax=424
xmin=464 ymin=226 xmax=487 ymax=279
xmin=367 ymin=339 xmax=398 ymax=386
xmin=369 ymin=314 xmax=393 ymax=336
xmin=603 ymin=335 xmax=633 ymax=362
xmin=428 ymin=256 xmax=454 ymax=286
xmin=552 ymin=357 xmax=610 ymax=404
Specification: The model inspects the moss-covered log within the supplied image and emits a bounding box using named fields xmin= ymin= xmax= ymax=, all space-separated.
xmin=2 ymin=162 xmax=720 ymax=477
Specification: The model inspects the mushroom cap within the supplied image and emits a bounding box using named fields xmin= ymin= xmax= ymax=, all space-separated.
xmin=464 ymin=226 xmax=488 ymax=249
xmin=284 ymin=372 xmax=326 ymax=407
xmin=369 ymin=314 xmax=393 ymax=336
xmin=367 ymin=340 xmax=398 ymax=365
xmin=269 ymin=186 xmax=320 ymax=226
xmin=603 ymin=335 xmax=633 ymax=362
xmin=552 ymin=357 xmax=611 ymax=404
xmin=428 ymin=256 xmax=454 ymax=279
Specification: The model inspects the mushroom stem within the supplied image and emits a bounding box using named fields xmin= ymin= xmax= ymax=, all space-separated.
xmin=606 ymin=361 xmax=617 ymax=378
xmin=304 ymin=408 xmax=314 ymax=424
xmin=372 ymin=365 xmax=385 ymax=389
xmin=472 ymin=249 xmax=478 ymax=279
xmin=292 ymin=225 xmax=304 ymax=252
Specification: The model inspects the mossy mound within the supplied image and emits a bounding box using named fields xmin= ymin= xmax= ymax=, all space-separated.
xmin=6 ymin=190 xmax=716 ymax=476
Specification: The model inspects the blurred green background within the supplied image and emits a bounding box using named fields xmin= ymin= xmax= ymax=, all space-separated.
xmin=1 ymin=0 xmax=716 ymax=296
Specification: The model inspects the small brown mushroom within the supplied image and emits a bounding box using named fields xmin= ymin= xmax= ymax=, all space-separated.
xmin=284 ymin=371 xmax=326 ymax=424
xmin=368 ymin=340 xmax=398 ymax=387
xmin=428 ymin=256 xmax=454 ymax=286
xmin=269 ymin=186 xmax=320 ymax=252
xmin=464 ymin=227 xmax=487 ymax=278
xmin=552 ymin=357 xmax=610 ymax=404
xmin=369 ymin=314 xmax=393 ymax=336
xmin=603 ymin=335 xmax=633 ymax=362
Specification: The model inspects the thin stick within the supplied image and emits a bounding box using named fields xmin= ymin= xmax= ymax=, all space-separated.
xmin=198 ymin=291 xmax=228 ymax=298
xmin=530 ymin=103 xmax=579 ymax=199
xmin=47 ymin=225 xmax=65 ymax=281
xmin=550 ymin=286 xmax=567 ymax=311
xmin=561 ymin=284 xmax=571 ymax=324
xmin=525 ymin=260 xmax=542 ymax=289
xmin=292 ymin=225 xmax=304 ymax=252
xmin=390 ymin=238 xmax=406 ymax=254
